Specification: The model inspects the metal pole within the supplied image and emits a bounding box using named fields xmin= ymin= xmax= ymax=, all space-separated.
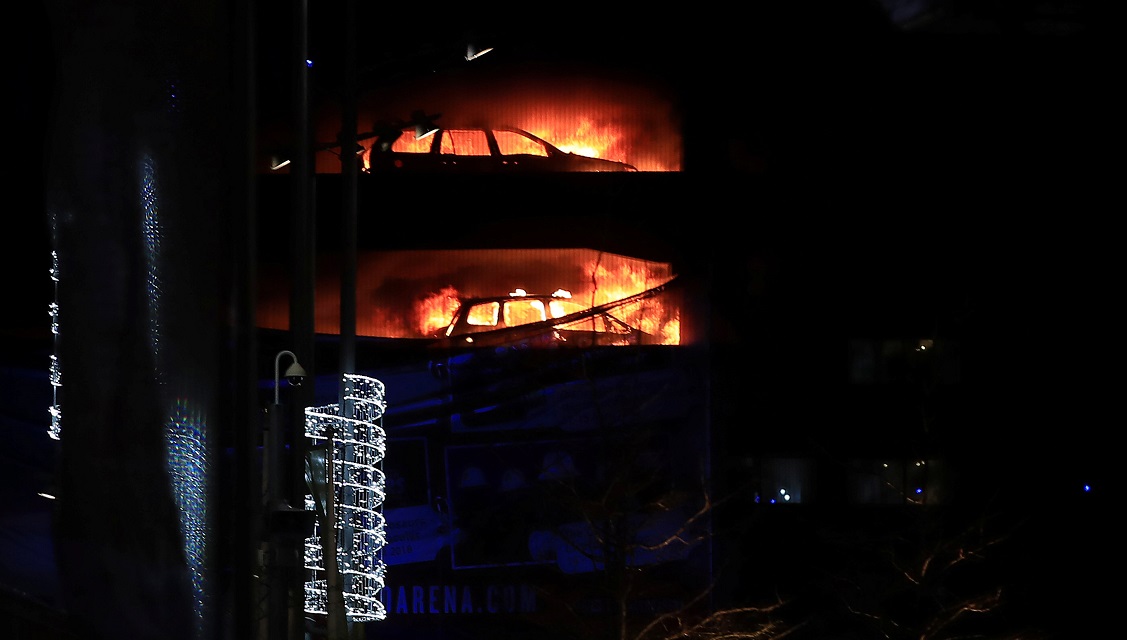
xmin=289 ymin=2 xmax=314 ymax=640
xmin=235 ymin=0 xmax=260 ymax=638
xmin=340 ymin=2 xmax=359 ymax=633
xmin=340 ymin=0 xmax=357 ymax=382
xmin=266 ymin=403 xmax=287 ymax=640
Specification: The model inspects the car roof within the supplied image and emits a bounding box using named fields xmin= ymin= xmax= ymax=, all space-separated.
xmin=458 ymin=292 xmax=577 ymax=305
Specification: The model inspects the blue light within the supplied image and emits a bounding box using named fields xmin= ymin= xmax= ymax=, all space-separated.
xmin=915 ymin=487 xmax=923 ymax=494
xmin=306 ymin=59 xmax=313 ymax=68
xmin=1083 ymin=484 xmax=1091 ymax=493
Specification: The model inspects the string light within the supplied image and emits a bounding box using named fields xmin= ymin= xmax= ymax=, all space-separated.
xmin=48 ymin=251 xmax=61 ymax=441
xmin=304 ymin=374 xmax=388 ymax=622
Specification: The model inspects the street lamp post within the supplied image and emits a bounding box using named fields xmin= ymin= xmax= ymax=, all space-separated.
xmin=340 ymin=0 xmax=358 ymax=385
xmin=267 ymin=350 xmax=310 ymax=640
xmin=270 ymin=350 xmax=307 ymax=508
xmin=274 ymin=350 xmax=308 ymax=406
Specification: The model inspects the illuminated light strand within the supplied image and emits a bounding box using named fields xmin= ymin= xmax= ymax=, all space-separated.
xmin=304 ymin=374 xmax=388 ymax=622
xmin=166 ymin=400 xmax=209 ymax=634
xmin=137 ymin=154 xmax=210 ymax=629
xmin=137 ymin=155 xmax=210 ymax=632
xmin=48 ymin=405 xmax=62 ymax=441
xmin=48 ymin=302 xmax=59 ymax=335
xmin=48 ymin=251 xmax=61 ymax=441
xmin=140 ymin=154 xmax=164 ymax=364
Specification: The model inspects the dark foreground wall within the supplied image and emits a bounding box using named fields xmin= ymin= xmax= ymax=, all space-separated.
xmin=42 ymin=2 xmax=253 ymax=639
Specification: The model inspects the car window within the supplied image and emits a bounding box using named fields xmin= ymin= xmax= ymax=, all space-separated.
xmin=440 ymin=129 xmax=490 ymax=156
xmin=389 ymin=129 xmax=432 ymax=153
xmin=547 ymin=299 xmax=584 ymax=319
xmin=495 ymin=130 xmax=548 ymax=157
xmin=503 ymin=299 xmax=547 ymax=327
xmin=465 ymin=302 xmax=499 ymax=327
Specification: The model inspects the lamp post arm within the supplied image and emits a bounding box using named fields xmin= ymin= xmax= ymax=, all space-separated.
xmin=275 ymin=350 xmax=298 ymax=405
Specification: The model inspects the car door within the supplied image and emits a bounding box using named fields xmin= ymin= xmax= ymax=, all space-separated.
xmin=493 ymin=128 xmax=554 ymax=172
xmin=436 ymin=128 xmax=499 ymax=172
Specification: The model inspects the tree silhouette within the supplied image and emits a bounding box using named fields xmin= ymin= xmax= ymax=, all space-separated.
xmin=511 ymin=422 xmax=804 ymax=640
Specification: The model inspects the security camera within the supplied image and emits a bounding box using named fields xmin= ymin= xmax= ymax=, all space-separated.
xmin=274 ymin=351 xmax=309 ymax=405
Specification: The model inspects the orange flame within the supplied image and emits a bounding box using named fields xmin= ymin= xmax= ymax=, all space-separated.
xmin=527 ymin=117 xmax=621 ymax=161
xmin=258 ymin=249 xmax=683 ymax=344
xmin=578 ymin=258 xmax=680 ymax=345
xmin=408 ymin=258 xmax=680 ymax=344
xmin=416 ymin=286 xmax=462 ymax=337
xmin=296 ymin=71 xmax=682 ymax=173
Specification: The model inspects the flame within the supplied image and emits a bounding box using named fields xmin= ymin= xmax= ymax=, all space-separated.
xmin=407 ymin=258 xmax=680 ymax=344
xmin=295 ymin=69 xmax=682 ymax=174
xmin=258 ymin=249 xmax=684 ymax=345
xmin=660 ymin=317 xmax=680 ymax=344
xmin=578 ymin=258 xmax=680 ymax=345
xmin=582 ymin=259 xmax=652 ymax=304
xmin=527 ymin=117 xmax=620 ymax=161
xmin=416 ymin=286 xmax=462 ymax=337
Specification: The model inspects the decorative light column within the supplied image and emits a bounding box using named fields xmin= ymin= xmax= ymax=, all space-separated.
xmin=304 ymin=373 xmax=388 ymax=622
xmin=48 ymin=250 xmax=62 ymax=440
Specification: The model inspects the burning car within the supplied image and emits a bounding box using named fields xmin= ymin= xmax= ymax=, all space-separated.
xmin=432 ymin=286 xmax=671 ymax=349
xmin=362 ymin=122 xmax=638 ymax=173
xmin=426 ymin=283 xmax=685 ymax=432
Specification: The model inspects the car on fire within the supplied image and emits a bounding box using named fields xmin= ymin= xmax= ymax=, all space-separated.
xmin=425 ymin=282 xmax=685 ymax=432
xmin=431 ymin=286 xmax=670 ymax=349
xmin=362 ymin=123 xmax=638 ymax=173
